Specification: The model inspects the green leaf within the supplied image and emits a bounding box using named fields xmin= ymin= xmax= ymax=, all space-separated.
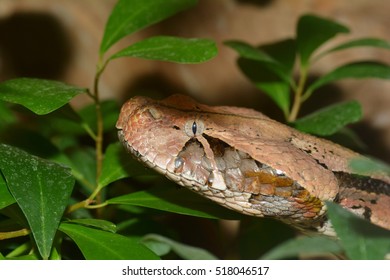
xmin=318 ymin=38 xmax=390 ymax=59
xmin=0 ymin=144 xmax=75 ymax=259
xmin=307 ymin=61 xmax=390 ymax=96
xmin=0 ymin=172 xmax=15 ymax=210
xmin=59 ymin=222 xmax=159 ymax=260
xmin=349 ymin=157 xmax=390 ymax=175
xmin=41 ymin=104 xmax=91 ymax=136
xmin=99 ymin=142 xmax=152 ymax=188
xmin=257 ymin=83 xmax=290 ymax=118
xmin=0 ymin=101 xmax=16 ymax=129
xmin=108 ymin=185 xmax=244 ymax=220
xmin=261 ymin=39 xmax=296 ymax=74
xmin=3 ymin=241 xmax=31 ymax=258
xmin=293 ymin=101 xmax=362 ymax=136
xmin=237 ymin=58 xmax=290 ymax=117
xmin=297 ymin=14 xmax=349 ymax=66
xmin=7 ymin=254 xmax=40 ymax=260
xmin=66 ymin=219 xmax=117 ymax=233
xmin=225 ymin=40 xmax=276 ymax=63
xmin=225 ymin=39 xmax=295 ymax=85
xmin=142 ymin=238 xmax=171 ymax=256
xmin=66 ymin=147 xmax=96 ymax=191
xmin=0 ymin=78 xmax=87 ymax=115
xmin=100 ymin=0 xmax=197 ymax=55
xmin=261 ymin=236 xmax=342 ymax=260
xmin=111 ymin=36 xmax=217 ymax=63
xmin=326 ymin=202 xmax=390 ymax=259
xmin=142 ymin=233 xmax=218 ymax=259
xmin=227 ymin=39 xmax=296 ymax=118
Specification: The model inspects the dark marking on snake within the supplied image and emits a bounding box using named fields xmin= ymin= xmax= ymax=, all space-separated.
xmin=363 ymin=206 xmax=372 ymax=220
xmin=334 ymin=171 xmax=390 ymax=196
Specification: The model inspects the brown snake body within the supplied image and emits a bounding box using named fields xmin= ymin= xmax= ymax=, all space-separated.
xmin=116 ymin=94 xmax=390 ymax=236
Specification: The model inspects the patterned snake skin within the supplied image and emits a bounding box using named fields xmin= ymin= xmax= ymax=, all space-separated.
xmin=116 ymin=94 xmax=390 ymax=236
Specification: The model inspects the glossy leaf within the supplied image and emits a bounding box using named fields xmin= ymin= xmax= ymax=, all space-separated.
xmin=59 ymin=222 xmax=159 ymax=260
xmin=0 ymin=144 xmax=75 ymax=259
xmin=111 ymin=36 xmax=217 ymax=63
xmin=108 ymin=185 xmax=244 ymax=220
xmin=0 ymin=172 xmax=15 ymax=210
xmin=237 ymin=58 xmax=290 ymax=117
xmin=261 ymin=236 xmax=342 ymax=260
xmin=225 ymin=40 xmax=276 ymax=63
xmin=66 ymin=147 xmax=96 ymax=191
xmin=42 ymin=104 xmax=93 ymax=136
xmin=7 ymin=254 xmax=40 ymax=260
xmin=99 ymin=142 xmax=152 ymax=188
xmin=307 ymin=61 xmax=390 ymax=96
xmin=142 ymin=233 xmax=217 ymax=260
xmin=293 ymin=101 xmax=362 ymax=136
xmin=100 ymin=0 xmax=197 ymax=55
xmin=326 ymin=202 xmax=390 ymax=259
xmin=297 ymin=14 xmax=349 ymax=66
xmin=349 ymin=157 xmax=390 ymax=175
xmin=225 ymin=39 xmax=295 ymax=85
xmin=318 ymin=38 xmax=390 ymax=59
xmin=66 ymin=219 xmax=117 ymax=233
xmin=3 ymin=241 xmax=31 ymax=258
xmin=0 ymin=78 xmax=86 ymax=115
xmin=142 ymin=238 xmax=171 ymax=256
xmin=0 ymin=101 xmax=16 ymax=128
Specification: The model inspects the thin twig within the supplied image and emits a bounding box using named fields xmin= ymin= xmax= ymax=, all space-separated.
xmin=0 ymin=229 xmax=30 ymax=240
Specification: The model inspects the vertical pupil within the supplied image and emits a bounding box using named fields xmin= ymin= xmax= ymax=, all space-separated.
xmin=192 ymin=121 xmax=197 ymax=135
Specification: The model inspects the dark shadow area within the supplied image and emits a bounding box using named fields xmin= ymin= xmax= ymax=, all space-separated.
xmin=297 ymin=76 xmax=345 ymax=117
xmin=119 ymin=72 xmax=186 ymax=102
xmin=0 ymin=12 xmax=72 ymax=80
xmin=235 ymin=0 xmax=275 ymax=8
xmin=353 ymin=122 xmax=390 ymax=163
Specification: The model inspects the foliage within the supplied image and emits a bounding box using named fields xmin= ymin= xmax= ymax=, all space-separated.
xmin=0 ymin=2 xmax=389 ymax=260
xmin=0 ymin=0 xmax=217 ymax=260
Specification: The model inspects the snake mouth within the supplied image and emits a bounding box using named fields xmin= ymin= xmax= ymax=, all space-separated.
xmin=118 ymin=128 xmax=325 ymax=223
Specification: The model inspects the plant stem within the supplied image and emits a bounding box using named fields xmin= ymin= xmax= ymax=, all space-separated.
xmin=92 ymin=58 xmax=107 ymax=206
xmin=66 ymin=199 xmax=91 ymax=214
xmin=288 ymin=65 xmax=308 ymax=122
xmin=94 ymin=73 xmax=104 ymax=183
xmin=0 ymin=229 xmax=30 ymax=240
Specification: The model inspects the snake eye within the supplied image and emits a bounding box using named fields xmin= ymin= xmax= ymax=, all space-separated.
xmin=192 ymin=122 xmax=197 ymax=135
xmin=184 ymin=120 xmax=204 ymax=137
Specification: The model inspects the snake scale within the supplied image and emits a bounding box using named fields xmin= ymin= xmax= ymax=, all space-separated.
xmin=116 ymin=94 xmax=390 ymax=236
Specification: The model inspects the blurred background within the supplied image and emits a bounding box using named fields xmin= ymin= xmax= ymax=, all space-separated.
xmin=1 ymin=0 xmax=389 ymax=259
